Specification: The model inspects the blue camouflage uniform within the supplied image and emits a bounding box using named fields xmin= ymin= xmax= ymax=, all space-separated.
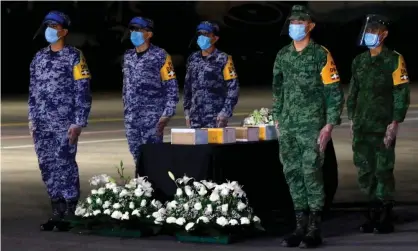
xmin=122 ymin=17 xmax=179 ymax=163
xmin=29 ymin=12 xmax=92 ymax=203
xmin=183 ymin=22 xmax=239 ymax=128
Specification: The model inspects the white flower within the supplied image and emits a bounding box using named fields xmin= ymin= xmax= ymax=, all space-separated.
xmin=237 ymin=202 xmax=247 ymax=211
xmin=229 ymin=219 xmax=239 ymax=226
xmin=201 ymin=180 xmax=216 ymax=189
xmin=121 ymin=212 xmax=130 ymax=220
xmin=176 ymin=175 xmax=192 ymax=184
xmin=193 ymin=181 xmax=203 ymax=189
xmin=216 ymin=217 xmax=229 ymax=227
xmin=103 ymin=201 xmax=111 ymax=209
xmin=112 ymin=187 xmax=119 ymax=194
xmin=98 ymin=187 xmax=106 ymax=195
xmin=197 ymin=216 xmax=209 ymax=223
xmin=86 ymin=197 xmax=92 ymax=204
xmin=185 ymin=222 xmax=195 ymax=231
xmin=175 ymin=217 xmax=186 ymax=226
xmin=96 ymin=198 xmax=102 ymax=205
xmin=220 ymin=188 xmax=230 ymax=196
xmin=205 ymin=204 xmax=213 ymax=215
xmin=176 ymin=188 xmax=183 ymax=196
xmin=183 ymin=203 xmax=190 ymax=211
xmin=132 ymin=209 xmax=140 ymax=216
xmin=134 ymin=188 xmax=144 ymax=197
xmin=240 ymin=217 xmax=250 ymax=225
xmin=105 ymin=182 xmax=116 ymax=189
xmin=103 ymin=209 xmax=111 ymax=215
xmin=253 ymin=216 xmax=261 ymax=223
xmin=209 ymin=190 xmax=220 ymax=202
xmin=140 ymin=199 xmax=147 ymax=207
xmin=119 ymin=189 xmax=129 ymax=197
xmin=93 ymin=210 xmax=101 ymax=216
xmin=91 ymin=189 xmax=98 ymax=195
xmin=75 ymin=207 xmax=86 ymax=216
xmin=198 ymin=187 xmax=207 ymax=196
xmin=194 ymin=202 xmax=202 ymax=211
xmin=166 ymin=216 xmax=177 ymax=224
xmin=221 ymin=204 xmax=229 ymax=213
xmin=83 ymin=212 xmax=92 ymax=218
xmin=151 ymin=199 xmax=162 ymax=208
xmin=185 ymin=186 xmax=194 ymax=197
xmin=112 ymin=203 xmax=121 ymax=209
xmin=111 ymin=210 xmax=122 ymax=220
xmin=152 ymin=211 xmax=160 ymax=219
xmin=129 ymin=202 xmax=135 ymax=209
xmin=167 ymin=201 xmax=178 ymax=210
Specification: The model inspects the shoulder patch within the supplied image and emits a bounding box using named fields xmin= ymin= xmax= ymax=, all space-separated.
xmin=320 ymin=50 xmax=340 ymax=85
xmin=160 ymin=55 xmax=176 ymax=81
xmin=392 ymin=54 xmax=409 ymax=86
xmin=223 ymin=55 xmax=238 ymax=81
xmin=73 ymin=50 xmax=91 ymax=81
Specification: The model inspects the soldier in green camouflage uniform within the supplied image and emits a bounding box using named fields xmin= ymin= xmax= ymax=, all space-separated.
xmin=347 ymin=14 xmax=410 ymax=234
xmin=272 ymin=5 xmax=344 ymax=248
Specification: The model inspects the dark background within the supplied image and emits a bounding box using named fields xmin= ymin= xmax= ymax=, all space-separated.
xmin=2 ymin=1 xmax=417 ymax=95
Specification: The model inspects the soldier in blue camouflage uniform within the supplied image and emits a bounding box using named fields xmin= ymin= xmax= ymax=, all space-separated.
xmin=183 ymin=21 xmax=239 ymax=128
xmin=29 ymin=11 xmax=92 ymax=231
xmin=122 ymin=17 xmax=179 ymax=164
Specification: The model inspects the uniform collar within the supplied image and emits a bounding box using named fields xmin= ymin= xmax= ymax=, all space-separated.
xmin=368 ymin=46 xmax=388 ymax=58
xmin=288 ymin=39 xmax=315 ymax=54
xmin=200 ymin=48 xmax=218 ymax=60
xmin=46 ymin=45 xmax=67 ymax=56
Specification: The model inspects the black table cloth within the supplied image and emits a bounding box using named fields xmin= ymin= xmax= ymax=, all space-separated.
xmin=136 ymin=140 xmax=338 ymax=217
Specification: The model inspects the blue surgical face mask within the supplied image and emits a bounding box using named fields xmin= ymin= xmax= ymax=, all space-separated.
xmin=197 ymin=35 xmax=211 ymax=50
xmin=288 ymin=24 xmax=307 ymax=42
xmin=364 ymin=32 xmax=380 ymax=48
xmin=130 ymin=31 xmax=145 ymax=47
xmin=45 ymin=27 xmax=60 ymax=44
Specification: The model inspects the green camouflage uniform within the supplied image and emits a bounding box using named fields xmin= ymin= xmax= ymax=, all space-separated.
xmin=347 ymin=47 xmax=410 ymax=203
xmin=272 ymin=40 xmax=344 ymax=211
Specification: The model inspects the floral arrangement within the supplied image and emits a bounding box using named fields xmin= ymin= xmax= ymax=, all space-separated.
xmin=72 ymin=161 xmax=165 ymax=234
xmin=164 ymin=172 xmax=264 ymax=236
xmin=243 ymin=108 xmax=274 ymax=126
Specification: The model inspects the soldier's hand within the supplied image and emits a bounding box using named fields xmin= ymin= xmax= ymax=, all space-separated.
xmin=217 ymin=116 xmax=228 ymax=128
xmin=318 ymin=124 xmax=333 ymax=153
xmin=185 ymin=119 xmax=191 ymax=128
xmin=157 ymin=116 xmax=170 ymax=136
xmin=68 ymin=125 xmax=82 ymax=145
xmin=383 ymin=121 xmax=398 ymax=149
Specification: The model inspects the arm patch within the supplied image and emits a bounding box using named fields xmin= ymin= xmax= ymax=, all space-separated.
xmin=73 ymin=51 xmax=91 ymax=80
xmin=392 ymin=54 xmax=409 ymax=86
xmin=222 ymin=55 xmax=238 ymax=81
xmin=320 ymin=49 xmax=340 ymax=85
xmin=160 ymin=55 xmax=176 ymax=81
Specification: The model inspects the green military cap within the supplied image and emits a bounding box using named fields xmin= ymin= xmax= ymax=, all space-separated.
xmin=288 ymin=5 xmax=312 ymax=21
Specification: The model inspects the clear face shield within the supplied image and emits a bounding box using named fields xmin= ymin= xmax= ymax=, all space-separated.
xmin=357 ymin=14 xmax=389 ymax=47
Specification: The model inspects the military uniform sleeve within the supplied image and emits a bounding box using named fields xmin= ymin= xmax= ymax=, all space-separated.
xmin=160 ymin=54 xmax=179 ymax=118
xmin=122 ymin=52 xmax=129 ymax=109
xmin=346 ymin=57 xmax=359 ymax=121
xmin=218 ymin=55 xmax=239 ymax=118
xmin=392 ymin=53 xmax=410 ymax=122
xmin=72 ymin=49 xmax=92 ymax=127
xmin=272 ymin=51 xmax=283 ymax=122
xmin=28 ymin=53 xmax=39 ymax=122
xmin=320 ymin=47 xmax=344 ymax=125
xmin=183 ymin=55 xmax=193 ymax=119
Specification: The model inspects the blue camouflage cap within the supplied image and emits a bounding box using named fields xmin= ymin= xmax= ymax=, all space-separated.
xmin=129 ymin=17 xmax=154 ymax=31
xmin=43 ymin=11 xmax=71 ymax=28
xmin=196 ymin=21 xmax=220 ymax=35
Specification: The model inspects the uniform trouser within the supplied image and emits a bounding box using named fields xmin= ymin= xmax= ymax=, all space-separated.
xmin=279 ymin=130 xmax=325 ymax=211
xmin=352 ymin=132 xmax=395 ymax=203
xmin=126 ymin=126 xmax=163 ymax=165
xmin=33 ymin=130 xmax=80 ymax=201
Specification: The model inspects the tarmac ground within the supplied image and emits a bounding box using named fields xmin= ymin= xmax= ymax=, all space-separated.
xmin=1 ymin=86 xmax=418 ymax=250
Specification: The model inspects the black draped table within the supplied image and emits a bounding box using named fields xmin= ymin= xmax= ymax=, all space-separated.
xmin=136 ymin=140 xmax=338 ymax=220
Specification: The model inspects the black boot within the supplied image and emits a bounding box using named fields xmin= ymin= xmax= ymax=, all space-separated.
xmin=360 ymin=202 xmax=380 ymax=233
xmin=281 ymin=211 xmax=308 ymax=247
xmin=374 ymin=202 xmax=394 ymax=234
xmin=54 ymin=199 xmax=78 ymax=232
xmin=40 ymin=199 xmax=62 ymax=231
xmin=299 ymin=211 xmax=323 ymax=248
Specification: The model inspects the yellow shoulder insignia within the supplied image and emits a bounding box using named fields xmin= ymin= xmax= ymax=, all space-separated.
xmin=222 ymin=55 xmax=238 ymax=81
xmin=320 ymin=50 xmax=340 ymax=85
xmin=160 ymin=55 xmax=176 ymax=81
xmin=73 ymin=50 xmax=91 ymax=81
xmin=392 ymin=54 xmax=409 ymax=86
